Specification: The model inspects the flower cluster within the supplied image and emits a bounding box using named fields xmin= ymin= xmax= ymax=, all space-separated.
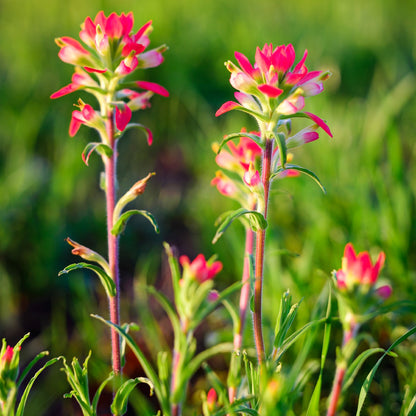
xmin=180 ymin=254 xmax=223 ymax=284
xmin=211 ymin=131 xmax=262 ymax=203
xmin=51 ymin=11 xmax=168 ymax=143
xmin=335 ymin=243 xmax=392 ymax=299
xmin=216 ymin=43 xmax=332 ymax=135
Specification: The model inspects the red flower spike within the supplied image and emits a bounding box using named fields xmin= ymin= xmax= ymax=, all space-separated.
xmin=1 ymin=346 xmax=14 ymax=363
xmin=336 ymin=243 xmax=391 ymax=299
xmin=180 ymin=254 xmax=223 ymax=283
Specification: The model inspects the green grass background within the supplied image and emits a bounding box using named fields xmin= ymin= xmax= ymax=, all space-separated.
xmin=0 ymin=0 xmax=415 ymax=414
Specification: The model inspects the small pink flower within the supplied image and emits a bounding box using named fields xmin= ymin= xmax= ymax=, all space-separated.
xmin=211 ymin=171 xmax=238 ymax=197
xmin=179 ymin=254 xmax=222 ymax=283
xmin=51 ymin=67 xmax=98 ymax=99
xmin=69 ymin=103 xmax=99 ymax=137
xmin=115 ymin=104 xmax=132 ymax=131
xmin=286 ymin=125 xmax=320 ymax=148
xmin=55 ymin=36 xmax=91 ymax=66
xmin=336 ymin=243 xmax=391 ymax=299
xmin=215 ymin=131 xmax=262 ymax=173
xmin=243 ymin=162 xmax=261 ymax=187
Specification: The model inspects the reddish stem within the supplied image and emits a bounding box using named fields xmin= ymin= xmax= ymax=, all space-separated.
xmin=253 ymin=138 xmax=273 ymax=365
xmin=229 ymin=222 xmax=255 ymax=403
xmin=327 ymin=320 xmax=359 ymax=416
xmin=105 ymin=109 xmax=121 ymax=376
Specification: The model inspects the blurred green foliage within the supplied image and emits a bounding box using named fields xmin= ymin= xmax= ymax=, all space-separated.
xmin=0 ymin=0 xmax=415 ymax=414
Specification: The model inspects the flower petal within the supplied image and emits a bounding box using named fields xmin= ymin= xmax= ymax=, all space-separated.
xmin=304 ymin=112 xmax=333 ymax=137
xmin=136 ymin=81 xmax=169 ymax=97
xmin=215 ymin=101 xmax=240 ymax=117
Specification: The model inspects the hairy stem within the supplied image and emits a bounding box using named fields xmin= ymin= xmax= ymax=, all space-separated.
xmin=229 ymin=220 xmax=255 ymax=403
xmin=327 ymin=318 xmax=359 ymax=416
xmin=105 ymin=109 xmax=121 ymax=376
xmin=253 ymin=138 xmax=273 ymax=365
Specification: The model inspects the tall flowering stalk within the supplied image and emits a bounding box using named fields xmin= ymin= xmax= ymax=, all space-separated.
xmin=216 ymin=43 xmax=332 ymax=364
xmin=327 ymin=243 xmax=392 ymax=415
xmin=52 ymin=11 xmax=168 ymax=377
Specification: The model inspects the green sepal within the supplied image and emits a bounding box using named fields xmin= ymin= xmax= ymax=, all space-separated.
xmin=217 ymin=132 xmax=264 ymax=155
xmin=58 ymin=262 xmax=116 ymax=298
xmin=213 ymin=208 xmax=267 ymax=244
xmin=111 ymin=377 xmax=154 ymax=416
xmin=271 ymin=164 xmax=326 ymax=194
xmin=81 ymin=142 xmax=113 ymax=166
xmin=111 ymin=209 xmax=159 ymax=236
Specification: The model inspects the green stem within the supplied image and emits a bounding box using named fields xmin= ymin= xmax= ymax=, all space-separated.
xmin=105 ymin=109 xmax=121 ymax=376
xmin=253 ymin=138 xmax=273 ymax=365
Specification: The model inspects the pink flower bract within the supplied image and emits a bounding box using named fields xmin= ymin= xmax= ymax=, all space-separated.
xmin=180 ymin=254 xmax=223 ymax=283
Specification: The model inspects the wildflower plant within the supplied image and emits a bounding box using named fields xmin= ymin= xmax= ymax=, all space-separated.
xmin=214 ymin=43 xmax=332 ymax=367
xmin=44 ymin=11 xmax=415 ymax=416
xmin=0 ymin=334 xmax=59 ymax=416
xmin=52 ymin=10 xmax=168 ymax=381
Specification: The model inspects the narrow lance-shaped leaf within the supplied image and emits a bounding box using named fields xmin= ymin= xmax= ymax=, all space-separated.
xmin=111 ymin=377 xmax=154 ymax=416
xmin=16 ymin=357 xmax=61 ymax=416
xmin=306 ymin=286 xmax=332 ymax=416
xmin=111 ymin=209 xmax=159 ymax=236
xmin=92 ymin=372 xmax=114 ymax=414
xmin=274 ymin=132 xmax=287 ymax=168
xmin=81 ymin=142 xmax=113 ymax=166
xmin=356 ymin=326 xmax=416 ymax=415
xmin=59 ymin=262 xmax=116 ymax=298
xmin=213 ymin=208 xmax=267 ymax=244
xmin=91 ymin=314 xmax=167 ymax=413
xmin=271 ymin=164 xmax=326 ymax=194
xmin=216 ymin=132 xmax=264 ymax=155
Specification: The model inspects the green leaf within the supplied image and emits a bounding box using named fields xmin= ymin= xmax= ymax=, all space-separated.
xmin=356 ymin=326 xmax=416 ymax=415
xmin=91 ymin=314 xmax=168 ymax=414
xmin=122 ymin=123 xmax=152 ymax=144
xmin=111 ymin=377 xmax=154 ymax=416
xmin=81 ymin=142 xmax=113 ymax=166
xmin=271 ymin=164 xmax=326 ymax=194
xmin=213 ymin=208 xmax=267 ymax=243
xmin=217 ymin=132 xmax=264 ymax=155
xmin=343 ymin=348 xmax=389 ymax=394
xmin=111 ymin=209 xmax=159 ymax=236
xmin=16 ymin=357 xmax=61 ymax=416
xmin=17 ymin=350 xmax=49 ymax=388
xmin=92 ymin=372 xmax=114 ymax=413
xmin=180 ymin=343 xmax=234 ymax=389
xmin=274 ymin=132 xmax=287 ymax=168
xmin=306 ymin=287 xmax=332 ymax=416
xmin=59 ymin=262 xmax=116 ymax=298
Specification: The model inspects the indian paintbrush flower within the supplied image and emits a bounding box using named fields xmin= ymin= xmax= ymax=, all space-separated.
xmin=334 ymin=242 xmax=392 ymax=301
xmin=51 ymin=11 xmax=168 ymax=142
